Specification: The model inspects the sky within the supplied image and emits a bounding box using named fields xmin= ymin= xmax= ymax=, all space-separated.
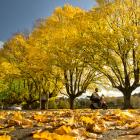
xmin=0 ymin=41 xmax=3 ymax=48
xmin=0 ymin=0 xmax=96 ymax=42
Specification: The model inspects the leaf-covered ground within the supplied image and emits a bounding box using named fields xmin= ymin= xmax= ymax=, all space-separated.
xmin=0 ymin=109 xmax=140 ymax=140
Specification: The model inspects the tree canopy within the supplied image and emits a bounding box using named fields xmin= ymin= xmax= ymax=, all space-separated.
xmin=0 ymin=0 xmax=140 ymax=109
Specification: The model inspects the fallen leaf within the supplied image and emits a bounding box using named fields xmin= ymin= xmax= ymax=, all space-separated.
xmin=127 ymin=126 xmax=140 ymax=135
xmin=0 ymin=135 xmax=11 ymax=140
xmin=54 ymin=125 xmax=72 ymax=135
xmin=33 ymin=131 xmax=75 ymax=140
xmin=85 ymin=132 xmax=97 ymax=139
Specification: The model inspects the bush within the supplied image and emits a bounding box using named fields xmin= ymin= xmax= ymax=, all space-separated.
xmin=48 ymin=99 xmax=58 ymax=109
xmin=57 ymin=100 xmax=69 ymax=109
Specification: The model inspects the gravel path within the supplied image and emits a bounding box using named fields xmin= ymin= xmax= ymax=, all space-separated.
xmin=99 ymin=129 xmax=127 ymax=140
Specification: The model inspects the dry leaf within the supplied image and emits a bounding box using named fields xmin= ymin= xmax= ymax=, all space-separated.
xmin=33 ymin=131 xmax=75 ymax=140
xmin=127 ymin=126 xmax=140 ymax=135
xmin=85 ymin=132 xmax=97 ymax=139
xmin=54 ymin=125 xmax=72 ymax=135
xmin=93 ymin=124 xmax=107 ymax=133
xmin=80 ymin=116 xmax=94 ymax=124
xmin=33 ymin=113 xmax=47 ymax=122
xmin=0 ymin=135 xmax=11 ymax=140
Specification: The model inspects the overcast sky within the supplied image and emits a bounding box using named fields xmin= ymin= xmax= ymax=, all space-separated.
xmin=0 ymin=0 xmax=96 ymax=41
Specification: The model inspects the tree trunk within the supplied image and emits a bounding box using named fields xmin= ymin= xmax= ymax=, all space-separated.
xmin=39 ymin=92 xmax=41 ymax=110
xmin=123 ymin=93 xmax=133 ymax=109
xmin=41 ymin=100 xmax=46 ymax=110
xmin=46 ymin=93 xmax=49 ymax=110
xmin=41 ymin=94 xmax=46 ymax=110
xmin=69 ymin=97 xmax=75 ymax=110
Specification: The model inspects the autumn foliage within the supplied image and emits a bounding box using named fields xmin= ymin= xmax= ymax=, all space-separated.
xmin=0 ymin=0 xmax=140 ymax=110
xmin=0 ymin=109 xmax=140 ymax=139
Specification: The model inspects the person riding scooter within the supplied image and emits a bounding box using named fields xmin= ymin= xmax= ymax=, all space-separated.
xmin=89 ymin=88 xmax=107 ymax=109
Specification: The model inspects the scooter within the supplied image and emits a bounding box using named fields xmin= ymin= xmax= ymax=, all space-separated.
xmin=90 ymin=101 xmax=108 ymax=109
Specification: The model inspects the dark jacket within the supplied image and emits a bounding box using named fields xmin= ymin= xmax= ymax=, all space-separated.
xmin=90 ymin=93 xmax=100 ymax=102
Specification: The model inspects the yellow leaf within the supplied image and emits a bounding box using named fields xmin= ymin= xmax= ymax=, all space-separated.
xmin=33 ymin=114 xmax=47 ymax=122
xmin=128 ymin=122 xmax=140 ymax=129
xmin=33 ymin=131 xmax=75 ymax=140
xmin=22 ymin=119 xmax=33 ymax=128
xmin=0 ymin=135 xmax=11 ymax=140
xmin=85 ymin=132 xmax=97 ymax=139
xmin=33 ymin=131 xmax=50 ymax=139
xmin=67 ymin=114 xmax=74 ymax=126
xmin=54 ymin=125 xmax=72 ymax=135
xmin=60 ymin=135 xmax=75 ymax=140
xmin=93 ymin=124 xmax=107 ymax=133
xmin=13 ymin=112 xmax=23 ymax=120
xmin=80 ymin=116 xmax=94 ymax=124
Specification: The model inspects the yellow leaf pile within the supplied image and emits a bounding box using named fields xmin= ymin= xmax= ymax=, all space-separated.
xmin=0 ymin=109 xmax=140 ymax=139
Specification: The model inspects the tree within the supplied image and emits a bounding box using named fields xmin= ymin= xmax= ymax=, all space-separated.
xmin=2 ymin=33 xmax=61 ymax=109
xmin=41 ymin=5 xmax=102 ymax=109
xmin=87 ymin=0 xmax=140 ymax=108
